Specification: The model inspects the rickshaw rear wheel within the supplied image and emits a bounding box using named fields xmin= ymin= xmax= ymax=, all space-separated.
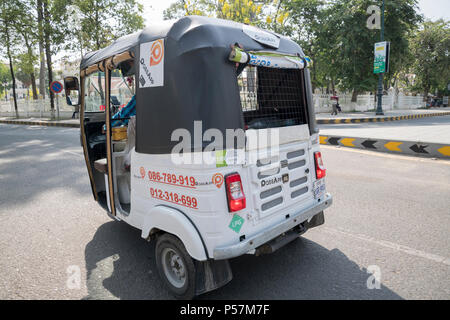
xmin=155 ymin=233 xmax=196 ymax=300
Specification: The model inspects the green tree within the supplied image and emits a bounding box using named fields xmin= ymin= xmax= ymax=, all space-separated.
xmin=39 ymin=0 xmax=71 ymax=118
xmin=14 ymin=0 xmax=39 ymax=100
xmin=74 ymin=0 xmax=144 ymax=52
xmin=163 ymin=0 xmax=287 ymax=31
xmin=74 ymin=0 xmax=144 ymax=103
xmin=16 ymin=53 xmax=39 ymax=98
xmin=315 ymin=0 xmax=421 ymax=101
xmin=410 ymin=20 xmax=450 ymax=98
xmin=286 ymin=0 xmax=327 ymax=91
xmin=0 ymin=63 xmax=12 ymax=98
xmin=66 ymin=4 xmax=86 ymax=59
xmin=0 ymin=0 xmax=21 ymax=117
xmin=37 ymin=0 xmax=46 ymax=100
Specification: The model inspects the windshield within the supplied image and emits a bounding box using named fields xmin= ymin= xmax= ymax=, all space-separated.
xmin=84 ymin=69 xmax=135 ymax=113
xmin=84 ymin=71 xmax=106 ymax=112
xmin=110 ymin=68 xmax=135 ymax=115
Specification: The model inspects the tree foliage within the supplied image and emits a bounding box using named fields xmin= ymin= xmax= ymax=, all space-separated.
xmin=312 ymin=0 xmax=422 ymax=98
xmin=0 ymin=0 xmax=448 ymax=106
xmin=0 ymin=0 xmax=22 ymax=115
xmin=0 ymin=63 xmax=12 ymax=97
xmin=163 ymin=0 xmax=287 ymax=31
xmin=410 ymin=19 xmax=450 ymax=97
xmin=163 ymin=0 xmax=425 ymax=99
xmin=74 ymin=0 xmax=144 ymax=51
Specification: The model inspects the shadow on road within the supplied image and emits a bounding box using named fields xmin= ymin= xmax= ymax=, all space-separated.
xmin=0 ymin=125 xmax=88 ymax=209
xmin=84 ymin=221 xmax=402 ymax=300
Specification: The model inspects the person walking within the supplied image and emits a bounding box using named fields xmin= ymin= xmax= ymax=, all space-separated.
xmin=72 ymin=104 xmax=80 ymax=119
xmin=330 ymin=91 xmax=339 ymax=115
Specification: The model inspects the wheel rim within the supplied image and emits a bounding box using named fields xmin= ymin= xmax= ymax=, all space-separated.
xmin=161 ymin=247 xmax=187 ymax=289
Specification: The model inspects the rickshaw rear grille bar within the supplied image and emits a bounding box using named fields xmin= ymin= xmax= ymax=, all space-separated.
xmin=257 ymin=145 xmax=309 ymax=214
xmin=238 ymin=66 xmax=308 ymax=129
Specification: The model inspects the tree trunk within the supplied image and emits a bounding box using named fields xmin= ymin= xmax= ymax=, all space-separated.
xmin=38 ymin=41 xmax=46 ymax=100
xmin=30 ymin=73 xmax=38 ymax=100
xmin=7 ymin=53 xmax=18 ymax=118
xmin=43 ymin=0 xmax=55 ymax=119
xmin=37 ymin=0 xmax=46 ymax=100
xmin=22 ymin=32 xmax=38 ymax=100
xmin=351 ymin=89 xmax=358 ymax=103
xmin=424 ymin=87 xmax=429 ymax=103
xmin=5 ymin=28 xmax=18 ymax=118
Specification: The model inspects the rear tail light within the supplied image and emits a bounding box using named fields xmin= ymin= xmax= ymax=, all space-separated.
xmin=225 ymin=173 xmax=246 ymax=212
xmin=314 ymin=152 xmax=326 ymax=179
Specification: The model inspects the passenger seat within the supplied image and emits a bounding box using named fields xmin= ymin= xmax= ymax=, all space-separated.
xmin=94 ymin=158 xmax=107 ymax=174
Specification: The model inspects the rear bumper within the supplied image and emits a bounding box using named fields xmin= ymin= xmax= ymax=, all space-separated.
xmin=213 ymin=193 xmax=333 ymax=260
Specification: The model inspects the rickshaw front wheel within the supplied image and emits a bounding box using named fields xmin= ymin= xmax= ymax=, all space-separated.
xmin=155 ymin=233 xmax=196 ymax=299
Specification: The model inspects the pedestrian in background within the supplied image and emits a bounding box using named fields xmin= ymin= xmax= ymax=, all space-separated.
xmin=331 ymin=91 xmax=339 ymax=115
xmin=66 ymin=90 xmax=80 ymax=119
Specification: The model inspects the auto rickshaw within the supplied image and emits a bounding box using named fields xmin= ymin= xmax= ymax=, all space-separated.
xmin=64 ymin=16 xmax=333 ymax=299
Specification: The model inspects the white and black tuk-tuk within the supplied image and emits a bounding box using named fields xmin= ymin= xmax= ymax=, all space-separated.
xmin=64 ymin=16 xmax=333 ymax=299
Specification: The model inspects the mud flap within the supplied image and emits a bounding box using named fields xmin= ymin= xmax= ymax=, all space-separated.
xmin=194 ymin=259 xmax=233 ymax=296
xmin=303 ymin=211 xmax=325 ymax=229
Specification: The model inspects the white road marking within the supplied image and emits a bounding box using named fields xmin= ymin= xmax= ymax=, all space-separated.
xmin=57 ymin=148 xmax=83 ymax=158
xmin=323 ymin=227 xmax=450 ymax=266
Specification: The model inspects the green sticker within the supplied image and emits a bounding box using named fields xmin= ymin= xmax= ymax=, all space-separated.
xmin=216 ymin=150 xmax=227 ymax=168
xmin=229 ymin=214 xmax=245 ymax=233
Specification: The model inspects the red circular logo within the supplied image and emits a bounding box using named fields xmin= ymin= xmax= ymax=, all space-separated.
xmin=150 ymin=40 xmax=164 ymax=66
xmin=212 ymin=173 xmax=224 ymax=189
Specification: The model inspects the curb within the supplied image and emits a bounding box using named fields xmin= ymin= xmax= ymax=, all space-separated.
xmin=0 ymin=119 xmax=80 ymax=128
xmin=317 ymin=111 xmax=450 ymax=124
xmin=3 ymin=111 xmax=450 ymax=128
xmin=320 ymin=135 xmax=450 ymax=159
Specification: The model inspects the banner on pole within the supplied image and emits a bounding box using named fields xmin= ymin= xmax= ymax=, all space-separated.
xmin=374 ymin=41 xmax=390 ymax=74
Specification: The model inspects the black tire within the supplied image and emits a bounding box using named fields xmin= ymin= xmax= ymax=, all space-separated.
xmin=155 ymin=233 xmax=196 ymax=300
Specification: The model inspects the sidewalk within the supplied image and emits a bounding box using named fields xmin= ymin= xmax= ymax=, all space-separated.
xmin=0 ymin=117 xmax=80 ymax=128
xmin=316 ymin=108 xmax=450 ymax=124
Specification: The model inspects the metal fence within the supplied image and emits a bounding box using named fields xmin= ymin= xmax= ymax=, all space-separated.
xmin=0 ymin=96 xmax=76 ymax=119
xmin=313 ymin=93 xmax=425 ymax=113
xmin=0 ymin=92 xmax=427 ymax=118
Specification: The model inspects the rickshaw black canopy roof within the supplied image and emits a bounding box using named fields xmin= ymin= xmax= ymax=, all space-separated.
xmin=81 ymin=16 xmax=315 ymax=154
xmin=80 ymin=16 xmax=305 ymax=70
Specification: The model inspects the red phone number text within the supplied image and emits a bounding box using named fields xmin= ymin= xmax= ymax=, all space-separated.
xmin=150 ymin=188 xmax=198 ymax=209
xmin=148 ymin=171 xmax=196 ymax=188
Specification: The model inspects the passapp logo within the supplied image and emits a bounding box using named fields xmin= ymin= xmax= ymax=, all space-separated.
xmin=139 ymin=39 xmax=164 ymax=88
xmin=212 ymin=173 xmax=224 ymax=189
xmin=150 ymin=40 xmax=164 ymax=66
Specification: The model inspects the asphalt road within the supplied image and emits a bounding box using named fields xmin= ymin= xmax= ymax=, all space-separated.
xmin=0 ymin=124 xmax=449 ymax=300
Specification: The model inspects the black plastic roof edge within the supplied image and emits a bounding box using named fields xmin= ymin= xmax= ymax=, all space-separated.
xmin=79 ymin=16 xmax=304 ymax=70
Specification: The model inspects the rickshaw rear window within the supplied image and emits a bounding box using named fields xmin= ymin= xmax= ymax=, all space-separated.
xmin=237 ymin=66 xmax=308 ymax=130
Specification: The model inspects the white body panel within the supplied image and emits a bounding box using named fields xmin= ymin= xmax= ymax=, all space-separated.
xmin=115 ymin=126 xmax=326 ymax=261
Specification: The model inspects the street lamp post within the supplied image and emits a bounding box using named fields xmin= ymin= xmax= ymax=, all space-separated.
xmin=376 ymin=0 xmax=385 ymax=115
